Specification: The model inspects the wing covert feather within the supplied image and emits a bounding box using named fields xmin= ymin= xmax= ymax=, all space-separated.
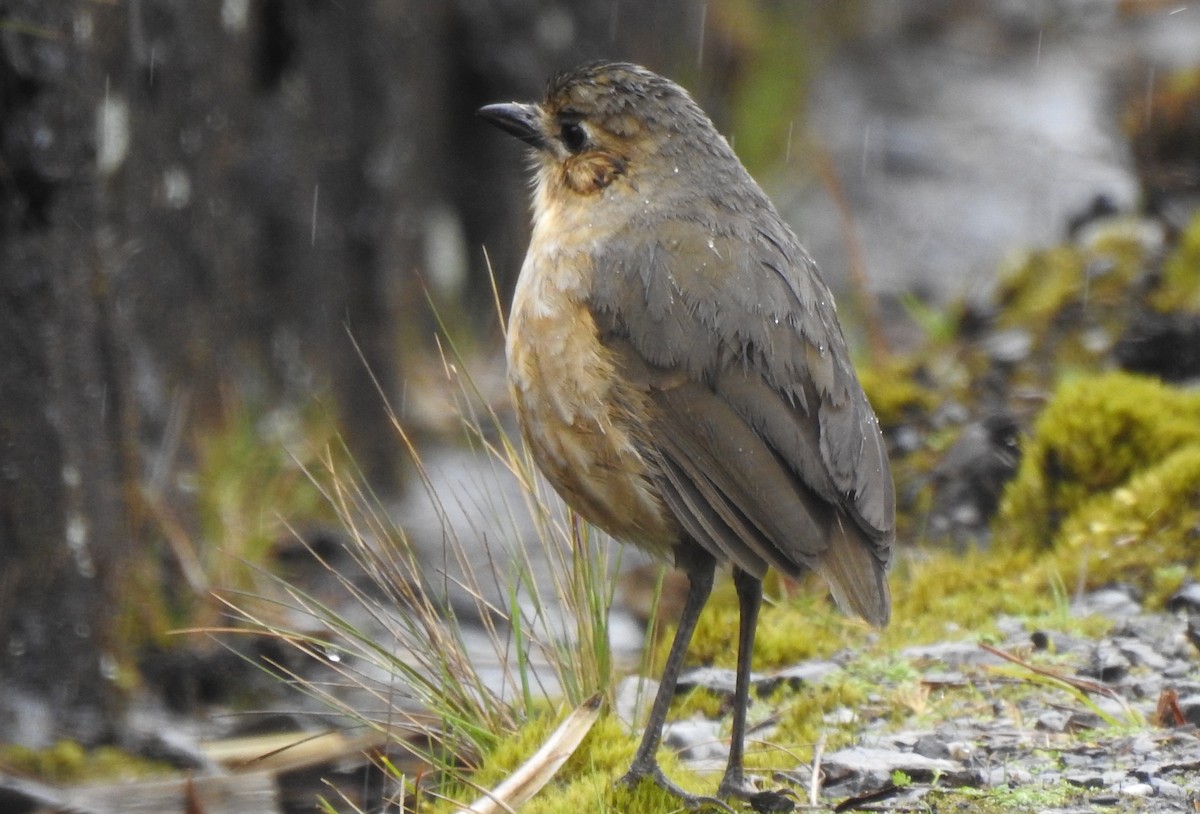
xmin=589 ymin=210 xmax=894 ymax=583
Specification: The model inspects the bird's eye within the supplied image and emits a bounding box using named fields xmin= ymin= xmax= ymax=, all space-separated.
xmin=559 ymin=122 xmax=587 ymax=152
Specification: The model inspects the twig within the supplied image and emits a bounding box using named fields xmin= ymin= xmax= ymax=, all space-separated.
xmin=455 ymin=694 xmax=602 ymax=814
xmin=978 ymin=643 xmax=1119 ymax=699
xmin=809 ymin=732 xmax=826 ymax=808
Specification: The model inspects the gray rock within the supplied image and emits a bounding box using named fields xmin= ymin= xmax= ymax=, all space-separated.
xmin=1063 ymin=770 xmax=1107 ymax=789
xmin=1084 ymin=641 xmax=1132 ymax=682
xmin=1117 ymin=639 xmax=1168 ymax=671
xmin=613 ymin=675 xmax=657 ymax=728
xmin=1150 ymin=777 xmax=1186 ymax=798
xmin=1119 ymin=782 xmax=1154 ymax=797
xmin=1036 ymin=710 xmax=1071 ymax=732
xmin=983 ymin=328 xmax=1033 ymax=364
xmin=1177 ymin=694 xmax=1200 ymax=727
xmin=1072 ymin=588 xmax=1142 ymax=621
xmin=900 ymin=641 xmax=1005 ymax=667
xmin=773 ymin=660 xmax=842 ymax=685
xmin=822 ymin=746 xmax=969 ymax=788
xmin=664 ymin=717 xmax=727 ymax=763
xmin=1166 ymin=583 xmax=1200 ymax=613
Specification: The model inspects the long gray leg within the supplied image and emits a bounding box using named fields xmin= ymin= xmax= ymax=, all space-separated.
xmin=719 ymin=569 xmax=794 ymax=812
xmin=619 ymin=556 xmax=731 ymax=810
xmin=718 ymin=567 xmax=761 ymax=794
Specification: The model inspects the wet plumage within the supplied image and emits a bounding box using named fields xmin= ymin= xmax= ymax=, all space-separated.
xmin=481 ymin=61 xmax=894 ymax=807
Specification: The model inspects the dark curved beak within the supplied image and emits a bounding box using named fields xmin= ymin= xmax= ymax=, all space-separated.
xmin=477 ymin=102 xmax=546 ymax=150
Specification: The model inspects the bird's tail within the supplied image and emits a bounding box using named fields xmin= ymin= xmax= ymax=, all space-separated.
xmin=817 ymin=516 xmax=891 ymax=627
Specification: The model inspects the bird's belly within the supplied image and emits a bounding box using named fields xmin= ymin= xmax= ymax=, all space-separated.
xmin=507 ymin=288 xmax=679 ymax=558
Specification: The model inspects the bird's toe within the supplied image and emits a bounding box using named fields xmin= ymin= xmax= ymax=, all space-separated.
xmin=717 ymin=777 xmax=797 ymax=813
xmin=618 ymin=765 xmax=735 ymax=812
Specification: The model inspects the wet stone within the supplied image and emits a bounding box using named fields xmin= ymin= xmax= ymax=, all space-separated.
xmin=772 ymin=660 xmax=841 ymax=686
xmin=820 ymin=746 xmax=972 ymax=792
xmin=1178 ymin=694 xmax=1200 ymax=726
xmin=1072 ymin=588 xmax=1143 ymax=621
xmin=985 ymin=766 xmax=1032 ymax=786
xmin=1166 ymin=583 xmax=1200 ymax=614
xmin=900 ymin=641 xmax=1005 ymax=668
xmin=613 ymin=674 xmax=656 ymax=727
xmin=675 ymin=664 xmax=820 ymax=696
xmin=1150 ymin=777 xmax=1185 ymax=798
xmin=983 ymin=328 xmax=1033 ymax=364
xmin=1120 ymin=782 xmax=1154 ymax=797
xmin=1118 ymin=639 xmax=1168 ymax=671
xmin=1082 ymin=642 xmax=1132 ymax=682
xmin=1064 ymin=771 xmax=1108 ymax=789
xmin=664 ymin=717 xmax=726 ymax=764
xmin=1036 ymin=709 xmax=1071 ymax=732
xmin=676 ymin=666 xmax=742 ymax=695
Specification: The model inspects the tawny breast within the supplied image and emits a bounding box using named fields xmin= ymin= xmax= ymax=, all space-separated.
xmin=506 ymin=254 xmax=680 ymax=559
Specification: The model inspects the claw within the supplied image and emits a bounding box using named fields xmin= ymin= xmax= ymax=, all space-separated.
xmin=718 ymin=778 xmax=797 ymax=813
xmin=743 ymin=790 xmax=796 ymax=814
xmin=619 ymin=765 xmax=736 ymax=813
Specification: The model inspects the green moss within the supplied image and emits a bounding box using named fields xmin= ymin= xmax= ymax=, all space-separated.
xmin=671 ymin=687 xmax=727 ymax=720
xmin=0 ymin=741 xmax=173 ymax=783
xmin=772 ymin=673 xmax=871 ymax=759
xmin=682 ymin=573 xmax=885 ymax=673
xmin=432 ymin=710 xmax=709 ymax=814
xmin=995 ymin=372 xmax=1200 ymax=553
xmin=858 ymin=358 xmax=938 ymax=428
xmin=1055 ymin=444 xmax=1200 ymax=607
xmin=930 ymin=780 xmax=1086 ymax=812
xmin=1150 ymin=211 xmax=1200 ymax=312
xmin=994 ymin=229 xmax=1148 ymax=334
xmin=993 ymin=246 xmax=1091 ymax=333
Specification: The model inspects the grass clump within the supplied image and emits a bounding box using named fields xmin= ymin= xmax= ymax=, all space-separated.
xmin=212 ymin=328 xmax=649 ymax=809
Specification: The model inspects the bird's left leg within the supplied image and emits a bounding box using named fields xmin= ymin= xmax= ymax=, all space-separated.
xmin=718 ymin=568 xmax=795 ymax=813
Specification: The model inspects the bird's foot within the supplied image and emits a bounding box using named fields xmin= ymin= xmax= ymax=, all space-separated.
xmin=717 ymin=776 xmax=797 ymax=814
xmin=618 ymin=765 xmax=735 ymax=813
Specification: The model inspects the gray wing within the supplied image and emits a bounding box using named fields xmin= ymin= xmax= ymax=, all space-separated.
xmin=589 ymin=212 xmax=893 ymax=625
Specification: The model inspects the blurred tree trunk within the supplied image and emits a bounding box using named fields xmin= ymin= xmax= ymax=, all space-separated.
xmin=0 ymin=0 xmax=444 ymax=744
xmin=119 ymin=0 xmax=442 ymax=490
xmin=0 ymin=2 xmax=133 ymax=744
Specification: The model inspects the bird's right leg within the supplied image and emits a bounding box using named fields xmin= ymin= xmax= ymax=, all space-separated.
xmin=618 ymin=554 xmax=730 ymax=810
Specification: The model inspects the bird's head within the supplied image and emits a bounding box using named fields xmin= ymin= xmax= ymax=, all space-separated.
xmin=478 ymin=62 xmax=733 ymax=200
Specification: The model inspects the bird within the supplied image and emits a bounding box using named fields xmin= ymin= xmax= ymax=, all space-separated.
xmin=478 ymin=62 xmax=893 ymax=808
